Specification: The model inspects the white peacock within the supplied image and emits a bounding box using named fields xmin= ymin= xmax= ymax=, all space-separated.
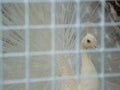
xmin=79 ymin=31 xmax=100 ymax=90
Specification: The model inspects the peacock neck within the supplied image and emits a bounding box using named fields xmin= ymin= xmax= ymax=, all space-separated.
xmin=80 ymin=45 xmax=97 ymax=75
xmin=80 ymin=45 xmax=89 ymax=61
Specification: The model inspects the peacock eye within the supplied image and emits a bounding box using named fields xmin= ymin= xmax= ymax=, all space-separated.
xmin=87 ymin=39 xmax=91 ymax=43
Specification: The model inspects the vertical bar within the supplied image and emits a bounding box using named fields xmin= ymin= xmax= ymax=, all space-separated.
xmin=0 ymin=0 xmax=3 ymax=90
xmin=51 ymin=0 xmax=55 ymax=90
xmin=0 ymin=33 xmax=2 ymax=90
xmin=76 ymin=0 xmax=80 ymax=90
xmin=100 ymin=0 xmax=105 ymax=90
xmin=25 ymin=0 xmax=30 ymax=90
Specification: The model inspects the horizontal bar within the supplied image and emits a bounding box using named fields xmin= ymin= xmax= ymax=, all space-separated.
xmin=3 ymin=73 xmax=120 ymax=85
xmin=1 ymin=48 xmax=120 ymax=57
xmin=0 ymin=0 xmax=116 ymax=3
xmin=0 ymin=22 xmax=120 ymax=30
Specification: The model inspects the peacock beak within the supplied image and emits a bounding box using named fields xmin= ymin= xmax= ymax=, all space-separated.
xmin=93 ymin=45 xmax=97 ymax=48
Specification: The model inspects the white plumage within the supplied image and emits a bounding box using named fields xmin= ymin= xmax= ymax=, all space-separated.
xmin=79 ymin=33 xmax=100 ymax=90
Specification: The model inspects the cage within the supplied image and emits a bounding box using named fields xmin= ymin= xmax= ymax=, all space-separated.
xmin=0 ymin=0 xmax=120 ymax=90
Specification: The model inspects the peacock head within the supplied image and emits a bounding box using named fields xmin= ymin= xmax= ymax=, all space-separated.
xmin=81 ymin=33 xmax=97 ymax=49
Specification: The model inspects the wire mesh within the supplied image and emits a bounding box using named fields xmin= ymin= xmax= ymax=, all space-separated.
xmin=0 ymin=0 xmax=120 ymax=90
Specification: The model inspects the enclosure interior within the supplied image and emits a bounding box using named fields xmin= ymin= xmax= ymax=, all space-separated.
xmin=0 ymin=0 xmax=120 ymax=90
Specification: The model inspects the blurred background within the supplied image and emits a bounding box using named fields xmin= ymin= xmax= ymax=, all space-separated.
xmin=0 ymin=0 xmax=120 ymax=90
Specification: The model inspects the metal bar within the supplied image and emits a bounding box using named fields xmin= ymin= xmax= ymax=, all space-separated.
xmin=0 ymin=0 xmax=3 ymax=90
xmin=25 ymin=0 xmax=30 ymax=90
xmin=100 ymin=0 xmax=105 ymax=90
xmin=3 ymin=73 xmax=120 ymax=85
xmin=76 ymin=0 xmax=80 ymax=90
xmin=51 ymin=0 xmax=55 ymax=90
